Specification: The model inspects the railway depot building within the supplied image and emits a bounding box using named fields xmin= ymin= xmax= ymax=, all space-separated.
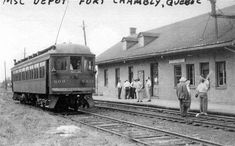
xmin=96 ymin=5 xmax=235 ymax=105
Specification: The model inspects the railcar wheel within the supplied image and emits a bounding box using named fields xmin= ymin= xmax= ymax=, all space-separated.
xmin=73 ymin=97 xmax=79 ymax=111
xmin=73 ymin=103 xmax=78 ymax=111
xmin=19 ymin=94 xmax=26 ymax=104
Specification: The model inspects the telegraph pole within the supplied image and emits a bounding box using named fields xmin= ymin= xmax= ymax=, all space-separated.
xmin=82 ymin=20 xmax=87 ymax=46
xmin=4 ymin=61 xmax=7 ymax=90
xmin=209 ymin=0 xmax=218 ymax=39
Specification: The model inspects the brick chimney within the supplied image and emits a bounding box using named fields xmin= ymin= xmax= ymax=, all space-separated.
xmin=130 ymin=27 xmax=136 ymax=36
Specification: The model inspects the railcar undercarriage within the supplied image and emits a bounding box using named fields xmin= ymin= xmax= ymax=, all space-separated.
xmin=12 ymin=92 xmax=94 ymax=111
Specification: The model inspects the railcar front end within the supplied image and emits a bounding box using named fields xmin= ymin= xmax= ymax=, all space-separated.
xmin=49 ymin=54 xmax=96 ymax=110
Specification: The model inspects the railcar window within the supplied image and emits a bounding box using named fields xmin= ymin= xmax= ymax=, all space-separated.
xmin=54 ymin=57 xmax=67 ymax=70
xmin=16 ymin=70 xmax=18 ymax=81
xmin=34 ymin=64 xmax=39 ymax=79
xmin=39 ymin=62 xmax=45 ymax=78
xmin=14 ymin=70 xmax=16 ymax=81
xmin=22 ymin=68 xmax=25 ymax=80
xmin=26 ymin=66 xmax=29 ymax=80
xmin=19 ymin=69 xmax=22 ymax=81
xmin=84 ymin=57 xmax=94 ymax=71
xmin=70 ymin=56 xmax=81 ymax=71
xmin=30 ymin=65 xmax=34 ymax=79
xmin=15 ymin=71 xmax=17 ymax=81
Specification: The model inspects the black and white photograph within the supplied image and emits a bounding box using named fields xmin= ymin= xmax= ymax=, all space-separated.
xmin=0 ymin=0 xmax=235 ymax=145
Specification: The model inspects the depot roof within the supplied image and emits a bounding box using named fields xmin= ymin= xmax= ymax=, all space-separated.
xmin=96 ymin=5 xmax=235 ymax=65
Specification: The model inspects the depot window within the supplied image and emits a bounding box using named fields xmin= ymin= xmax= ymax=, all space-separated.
xmin=186 ymin=64 xmax=195 ymax=85
xmin=54 ymin=57 xmax=67 ymax=70
xmin=174 ymin=65 xmax=182 ymax=86
xmin=70 ymin=56 xmax=81 ymax=71
xmin=200 ymin=62 xmax=209 ymax=78
xmin=115 ymin=68 xmax=120 ymax=87
xmin=104 ymin=69 xmax=108 ymax=87
xmin=216 ymin=61 xmax=226 ymax=87
xmin=128 ymin=66 xmax=133 ymax=83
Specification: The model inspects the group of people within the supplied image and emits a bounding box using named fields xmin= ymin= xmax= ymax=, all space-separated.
xmin=176 ymin=73 xmax=211 ymax=117
xmin=117 ymin=77 xmax=152 ymax=102
xmin=118 ymin=73 xmax=210 ymax=118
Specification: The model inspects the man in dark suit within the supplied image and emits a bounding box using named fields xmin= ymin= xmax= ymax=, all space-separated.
xmin=176 ymin=77 xmax=190 ymax=117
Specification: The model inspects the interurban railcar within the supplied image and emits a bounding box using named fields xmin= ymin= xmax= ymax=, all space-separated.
xmin=11 ymin=43 xmax=95 ymax=110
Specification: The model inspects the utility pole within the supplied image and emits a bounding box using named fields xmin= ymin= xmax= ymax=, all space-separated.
xmin=82 ymin=20 xmax=87 ymax=46
xmin=4 ymin=61 xmax=7 ymax=90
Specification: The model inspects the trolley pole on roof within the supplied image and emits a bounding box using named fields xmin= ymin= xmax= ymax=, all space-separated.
xmin=54 ymin=0 xmax=69 ymax=45
xmin=24 ymin=48 xmax=26 ymax=58
xmin=4 ymin=61 xmax=7 ymax=90
xmin=82 ymin=20 xmax=87 ymax=46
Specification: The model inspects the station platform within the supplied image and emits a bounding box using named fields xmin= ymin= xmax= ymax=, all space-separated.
xmin=93 ymin=95 xmax=235 ymax=116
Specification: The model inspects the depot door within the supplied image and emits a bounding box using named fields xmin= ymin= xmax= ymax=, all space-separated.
xmin=150 ymin=63 xmax=158 ymax=97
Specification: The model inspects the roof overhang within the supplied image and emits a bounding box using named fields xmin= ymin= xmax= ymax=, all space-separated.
xmin=96 ymin=40 xmax=234 ymax=65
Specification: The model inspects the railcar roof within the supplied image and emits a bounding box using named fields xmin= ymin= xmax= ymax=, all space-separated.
xmin=12 ymin=43 xmax=94 ymax=69
xmin=51 ymin=43 xmax=94 ymax=55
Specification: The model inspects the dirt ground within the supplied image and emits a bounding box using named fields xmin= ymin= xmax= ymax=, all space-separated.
xmin=0 ymin=89 xmax=140 ymax=146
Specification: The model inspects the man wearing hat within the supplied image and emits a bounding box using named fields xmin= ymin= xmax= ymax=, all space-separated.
xmin=176 ymin=77 xmax=190 ymax=117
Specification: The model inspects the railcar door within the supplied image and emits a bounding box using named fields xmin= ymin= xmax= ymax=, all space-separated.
xmin=46 ymin=60 xmax=49 ymax=94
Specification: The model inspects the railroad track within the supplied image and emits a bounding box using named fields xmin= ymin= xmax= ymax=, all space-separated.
xmin=10 ymin=98 xmax=225 ymax=146
xmin=62 ymin=109 xmax=223 ymax=146
xmin=94 ymin=100 xmax=235 ymax=132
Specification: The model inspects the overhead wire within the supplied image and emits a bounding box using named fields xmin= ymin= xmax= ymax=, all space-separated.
xmin=200 ymin=14 xmax=211 ymax=40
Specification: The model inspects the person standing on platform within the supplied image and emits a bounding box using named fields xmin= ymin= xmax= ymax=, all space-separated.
xmin=145 ymin=77 xmax=152 ymax=102
xmin=195 ymin=73 xmax=211 ymax=117
xmin=124 ymin=80 xmax=131 ymax=99
xmin=117 ymin=80 xmax=122 ymax=99
xmin=185 ymin=80 xmax=191 ymax=113
xmin=130 ymin=79 xmax=136 ymax=99
xmin=136 ymin=79 xmax=143 ymax=102
xmin=176 ymin=77 xmax=190 ymax=117
xmin=154 ymin=75 xmax=159 ymax=98
xmin=133 ymin=79 xmax=138 ymax=99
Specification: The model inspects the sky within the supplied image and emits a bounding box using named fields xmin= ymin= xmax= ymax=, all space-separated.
xmin=0 ymin=0 xmax=234 ymax=81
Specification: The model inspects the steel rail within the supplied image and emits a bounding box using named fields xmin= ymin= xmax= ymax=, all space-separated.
xmin=94 ymin=100 xmax=235 ymax=120
xmin=94 ymin=104 xmax=235 ymax=132
xmin=72 ymin=109 xmax=223 ymax=146
xmin=69 ymin=117 xmax=150 ymax=146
